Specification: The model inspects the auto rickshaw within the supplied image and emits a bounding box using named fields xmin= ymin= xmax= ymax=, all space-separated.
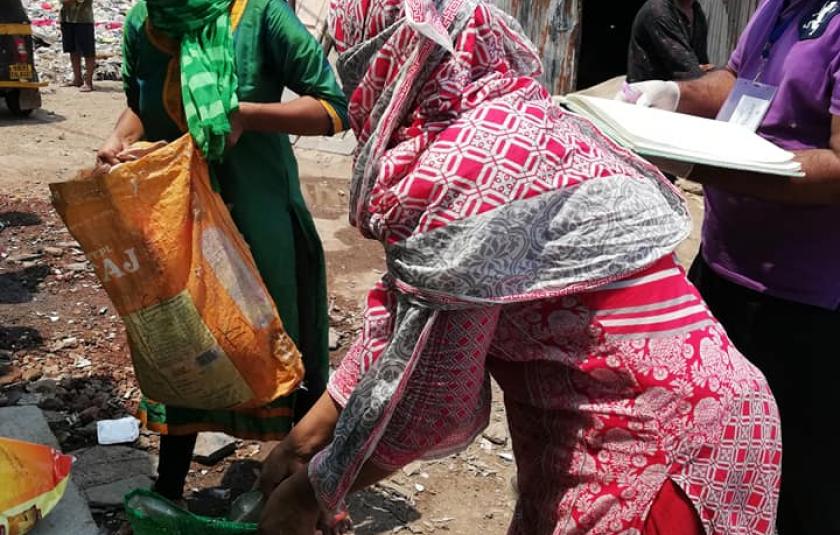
xmin=0 ymin=0 xmax=47 ymax=116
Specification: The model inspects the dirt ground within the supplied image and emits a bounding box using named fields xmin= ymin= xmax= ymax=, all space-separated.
xmin=0 ymin=84 xmax=703 ymax=534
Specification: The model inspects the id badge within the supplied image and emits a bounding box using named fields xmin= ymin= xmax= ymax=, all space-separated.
xmin=716 ymin=78 xmax=777 ymax=131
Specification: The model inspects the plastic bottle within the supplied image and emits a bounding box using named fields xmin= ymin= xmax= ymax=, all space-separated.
xmin=228 ymin=491 xmax=264 ymax=523
xmin=126 ymin=489 xmax=260 ymax=535
xmin=126 ymin=492 xmax=186 ymax=522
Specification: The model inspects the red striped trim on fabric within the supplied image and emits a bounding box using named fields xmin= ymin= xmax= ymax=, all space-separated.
xmin=583 ymin=255 xmax=713 ymax=337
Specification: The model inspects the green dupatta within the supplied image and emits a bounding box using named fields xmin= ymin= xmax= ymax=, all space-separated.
xmin=146 ymin=0 xmax=239 ymax=161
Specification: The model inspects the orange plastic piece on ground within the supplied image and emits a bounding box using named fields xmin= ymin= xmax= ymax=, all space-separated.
xmin=0 ymin=437 xmax=73 ymax=535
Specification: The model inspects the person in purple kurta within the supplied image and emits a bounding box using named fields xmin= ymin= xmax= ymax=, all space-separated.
xmin=620 ymin=0 xmax=840 ymax=532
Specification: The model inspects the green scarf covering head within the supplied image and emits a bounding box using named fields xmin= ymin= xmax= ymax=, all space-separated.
xmin=146 ymin=0 xmax=238 ymax=162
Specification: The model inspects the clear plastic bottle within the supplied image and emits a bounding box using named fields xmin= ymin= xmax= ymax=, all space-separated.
xmin=126 ymin=493 xmax=186 ymax=522
xmin=228 ymin=490 xmax=264 ymax=523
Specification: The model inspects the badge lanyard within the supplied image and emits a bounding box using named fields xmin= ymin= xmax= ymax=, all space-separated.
xmin=754 ymin=0 xmax=798 ymax=82
xmin=717 ymin=0 xmax=797 ymax=130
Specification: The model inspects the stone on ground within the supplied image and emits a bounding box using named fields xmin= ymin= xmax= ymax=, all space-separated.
xmin=482 ymin=421 xmax=509 ymax=446
xmin=71 ymin=445 xmax=155 ymax=499
xmin=85 ymin=475 xmax=155 ymax=507
xmin=0 ymin=406 xmax=98 ymax=535
xmin=193 ymin=432 xmax=237 ymax=465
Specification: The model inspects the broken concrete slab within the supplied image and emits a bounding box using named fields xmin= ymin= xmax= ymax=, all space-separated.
xmin=85 ymin=474 xmax=154 ymax=507
xmin=71 ymin=445 xmax=156 ymax=491
xmin=0 ymin=405 xmax=61 ymax=446
xmin=0 ymin=406 xmax=99 ymax=535
xmin=193 ymin=432 xmax=237 ymax=465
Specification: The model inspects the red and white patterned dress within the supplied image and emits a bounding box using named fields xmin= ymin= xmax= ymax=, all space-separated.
xmin=312 ymin=0 xmax=782 ymax=530
xmin=330 ymin=256 xmax=781 ymax=534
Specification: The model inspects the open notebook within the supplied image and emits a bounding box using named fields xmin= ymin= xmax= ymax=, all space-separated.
xmin=559 ymin=94 xmax=803 ymax=177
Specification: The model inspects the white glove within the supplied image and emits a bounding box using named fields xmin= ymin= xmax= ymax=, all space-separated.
xmin=615 ymin=80 xmax=681 ymax=112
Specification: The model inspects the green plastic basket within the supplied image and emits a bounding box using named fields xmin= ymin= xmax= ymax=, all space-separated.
xmin=125 ymin=489 xmax=257 ymax=535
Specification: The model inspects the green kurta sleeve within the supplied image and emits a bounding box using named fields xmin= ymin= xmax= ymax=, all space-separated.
xmin=263 ymin=0 xmax=349 ymax=134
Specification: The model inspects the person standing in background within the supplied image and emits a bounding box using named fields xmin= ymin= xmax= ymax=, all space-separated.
xmin=60 ymin=0 xmax=96 ymax=91
xmin=627 ymin=0 xmax=712 ymax=83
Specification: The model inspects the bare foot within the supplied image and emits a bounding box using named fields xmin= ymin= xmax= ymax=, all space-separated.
xmin=79 ymin=84 xmax=94 ymax=93
xmin=62 ymin=80 xmax=82 ymax=87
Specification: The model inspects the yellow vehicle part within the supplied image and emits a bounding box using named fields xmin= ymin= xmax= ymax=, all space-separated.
xmin=0 ymin=81 xmax=47 ymax=89
xmin=0 ymin=23 xmax=31 ymax=35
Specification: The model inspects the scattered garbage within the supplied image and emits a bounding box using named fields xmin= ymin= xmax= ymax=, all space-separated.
xmin=22 ymin=0 xmax=132 ymax=83
xmin=96 ymin=416 xmax=140 ymax=445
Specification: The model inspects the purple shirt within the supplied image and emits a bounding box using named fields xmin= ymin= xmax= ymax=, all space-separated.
xmin=702 ymin=0 xmax=840 ymax=309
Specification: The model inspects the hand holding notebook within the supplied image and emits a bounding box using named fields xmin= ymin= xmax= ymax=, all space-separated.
xmin=556 ymin=94 xmax=803 ymax=178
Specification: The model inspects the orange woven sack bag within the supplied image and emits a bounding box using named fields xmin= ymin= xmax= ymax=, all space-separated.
xmin=49 ymin=135 xmax=302 ymax=410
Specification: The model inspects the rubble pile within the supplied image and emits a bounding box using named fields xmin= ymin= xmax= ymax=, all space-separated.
xmin=23 ymin=0 xmax=133 ymax=83
xmin=0 ymin=197 xmax=136 ymax=451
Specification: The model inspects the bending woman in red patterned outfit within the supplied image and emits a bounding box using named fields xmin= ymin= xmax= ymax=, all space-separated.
xmin=257 ymin=0 xmax=782 ymax=532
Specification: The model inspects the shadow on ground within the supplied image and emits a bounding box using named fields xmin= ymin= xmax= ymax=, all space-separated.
xmin=187 ymin=460 xmax=263 ymax=518
xmin=0 ymin=325 xmax=44 ymax=351
xmin=348 ymin=487 xmax=422 ymax=534
xmin=0 ymin=264 xmax=50 ymax=305
xmin=0 ymin=210 xmax=44 ymax=227
xmin=183 ymin=459 xmax=421 ymax=534
xmin=0 ymin=106 xmax=67 ymax=125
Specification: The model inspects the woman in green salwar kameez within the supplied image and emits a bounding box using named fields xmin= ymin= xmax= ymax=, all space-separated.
xmin=96 ymin=0 xmax=348 ymax=501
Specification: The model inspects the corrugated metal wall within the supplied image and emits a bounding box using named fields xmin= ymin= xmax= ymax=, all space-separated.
xmin=493 ymin=0 xmax=582 ymax=94
xmin=494 ymin=0 xmax=760 ymax=93
xmin=698 ymin=0 xmax=761 ymax=65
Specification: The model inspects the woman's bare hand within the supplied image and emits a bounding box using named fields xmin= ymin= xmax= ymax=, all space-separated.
xmin=96 ymin=134 xmax=131 ymax=168
xmin=258 ymin=440 xmax=307 ymax=497
xmin=258 ymin=469 xmax=320 ymax=535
